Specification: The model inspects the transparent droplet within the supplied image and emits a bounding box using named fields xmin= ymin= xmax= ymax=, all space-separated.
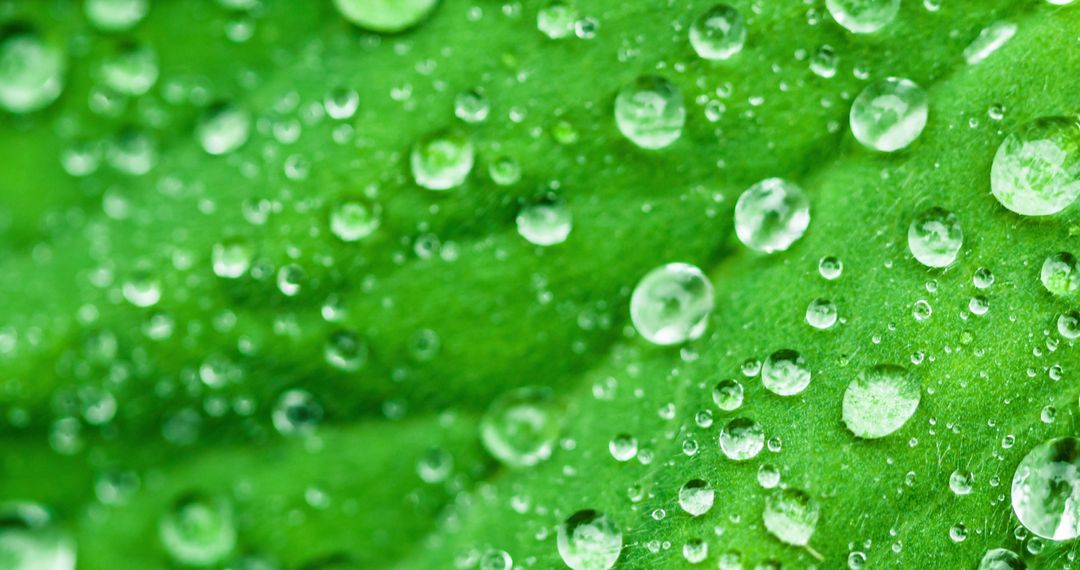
xmin=324 ymin=87 xmax=359 ymax=120
xmin=489 ymin=156 xmax=522 ymax=186
xmin=324 ymin=329 xmax=368 ymax=372
xmin=159 ymin=493 xmax=236 ymax=567
xmin=678 ymin=479 xmax=715 ymax=517
xmin=826 ymin=0 xmax=900 ymax=34
xmin=818 ymin=256 xmax=843 ymax=280
xmin=614 ymin=76 xmax=686 ymax=150
xmin=276 ymin=264 xmax=304 ymax=297
xmin=991 ymin=117 xmax=1080 ymax=216
xmin=734 ymin=178 xmax=810 ymax=254
xmin=912 ymin=299 xmax=933 ymax=321
xmin=330 ymin=198 xmax=381 ymax=242
xmin=608 ymin=433 xmax=638 ymax=462
xmin=417 ymin=448 xmax=453 ymax=483
xmin=629 ymin=263 xmax=715 ymax=345
xmin=719 ymin=417 xmax=764 ymax=461
xmin=949 ymin=524 xmax=968 ymax=543
xmin=0 ymin=33 xmax=65 ymax=114
xmin=480 ymin=387 xmax=560 ymax=468
xmin=712 ymin=379 xmax=744 ymax=412
xmin=1058 ymin=311 xmax=1080 ymax=340
xmin=1040 ymin=252 xmax=1079 ymax=296
xmin=689 ymin=4 xmax=746 ymax=61
xmin=100 ymin=42 xmax=157 ymax=96
xmin=517 ymin=199 xmax=572 ymax=246
xmin=85 ymin=0 xmax=148 ymax=31
xmin=556 ymin=510 xmax=622 ymax=570
xmin=271 ymin=389 xmax=324 ymax=436
xmin=122 ymin=273 xmax=161 ymax=307
xmin=763 ymin=488 xmax=820 ymax=547
xmin=537 ymin=2 xmax=578 ymax=40
xmin=1012 ymin=437 xmax=1080 ymax=540
xmin=950 ymin=469 xmax=974 ymax=495
xmin=0 ymin=502 xmax=76 ymax=570
xmin=806 ymin=298 xmax=838 ymax=330
xmin=810 ymin=45 xmax=839 ymax=78
xmin=211 ymin=239 xmax=253 ymax=279
xmin=850 ymin=77 xmax=928 ymax=152
xmin=761 ymin=349 xmax=811 ymax=396
xmin=842 ymin=364 xmax=920 ymax=439
xmin=197 ymin=103 xmax=252 ymax=156
xmin=758 ymin=464 xmax=781 ymax=489
xmin=410 ymin=130 xmax=474 ymax=191
xmin=479 ymin=550 xmax=513 ymax=570
xmin=963 ymin=21 xmax=1017 ymax=65
xmin=682 ymin=539 xmax=708 ymax=564
xmin=977 ymin=548 xmax=1025 ymax=570
xmin=973 ymin=267 xmax=995 ymax=289
xmin=333 ymin=0 xmax=438 ymax=33
xmin=454 ymin=88 xmax=489 ymax=123
xmin=908 ymin=207 xmax=962 ymax=268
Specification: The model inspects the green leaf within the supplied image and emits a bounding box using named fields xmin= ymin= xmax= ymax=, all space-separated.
xmin=1 ymin=0 xmax=1079 ymax=569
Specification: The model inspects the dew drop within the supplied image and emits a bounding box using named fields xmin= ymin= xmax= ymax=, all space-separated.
xmin=614 ymin=76 xmax=686 ymax=150
xmin=990 ymin=117 xmax=1080 ymax=216
xmin=949 ymin=469 xmax=974 ymax=495
xmin=761 ymin=349 xmax=811 ymax=396
xmin=842 ymin=364 xmax=920 ymax=439
xmin=159 ymin=493 xmax=236 ymax=567
xmin=324 ymin=87 xmax=359 ymax=120
xmin=324 ymin=329 xmax=368 ymax=372
xmin=556 ymin=510 xmax=622 ymax=570
xmin=763 ymin=489 xmax=820 ymax=547
xmin=410 ymin=130 xmax=475 ymax=191
xmin=100 ymin=43 xmax=158 ymax=96
xmin=197 ymin=103 xmax=252 ymax=156
xmin=333 ymin=0 xmax=439 ymax=33
xmin=963 ymin=21 xmax=1017 ymax=65
xmin=850 ymin=77 xmax=928 ymax=152
xmin=85 ymin=0 xmax=148 ymax=31
xmin=1040 ymin=252 xmax=1079 ymax=296
xmin=908 ymin=207 xmax=962 ymax=268
xmin=719 ymin=417 xmax=764 ymax=461
xmin=0 ymin=33 xmax=65 ymax=114
xmin=712 ymin=379 xmax=744 ymax=412
xmin=454 ymin=88 xmax=489 ymax=123
xmin=818 ymin=256 xmax=843 ymax=280
xmin=826 ymin=0 xmax=900 ymax=34
xmin=1011 ymin=437 xmax=1080 ymax=540
xmin=608 ymin=433 xmax=638 ymax=462
xmin=734 ymin=178 xmax=810 ymax=254
xmin=517 ymin=198 xmax=572 ymax=246
xmin=211 ymin=239 xmax=253 ymax=279
xmin=271 ymin=389 xmax=324 ymax=436
xmin=330 ymin=198 xmax=381 ymax=242
xmin=0 ymin=502 xmax=75 ymax=570
xmin=689 ymin=4 xmax=746 ymax=61
xmin=629 ymin=263 xmax=715 ymax=345
xmin=977 ymin=548 xmax=1026 ymax=570
xmin=1058 ymin=311 xmax=1080 ymax=340
xmin=806 ymin=298 xmax=838 ymax=330
xmin=537 ymin=2 xmax=577 ymax=40
xmin=480 ymin=387 xmax=560 ymax=468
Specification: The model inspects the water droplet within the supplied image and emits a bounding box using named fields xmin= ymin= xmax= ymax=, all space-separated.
xmin=818 ymin=256 xmax=843 ymax=280
xmin=763 ymin=488 xmax=820 ymax=546
xmin=556 ymin=510 xmax=622 ymax=570
xmin=950 ymin=469 xmax=974 ymax=495
xmin=85 ymin=0 xmax=148 ymax=31
xmin=517 ymin=198 xmax=572 ymax=246
xmin=977 ymin=548 xmax=1026 ymax=570
xmin=454 ymin=88 xmax=489 ymax=123
xmin=410 ymin=130 xmax=474 ymax=190
xmin=912 ymin=299 xmax=933 ymax=321
xmin=629 ymin=263 xmax=714 ymax=345
xmin=614 ymin=76 xmax=686 ymax=150
xmin=712 ymin=379 xmax=744 ymax=411
xmin=809 ymin=45 xmax=839 ymax=78
xmin=211 ymin=239 xmax=253 ymax=279
xmin=991 ymin=117 xmax=1080 ymax=216
xmin=417 ymin=448 xmax=453 ymax=483
xmin=1040 ymin=252 xmax=1079 ymax=296
xmin=908 ymin=207 xmax=963 ymax=268
xmin=330 ymin=198 xmax=381 ymax=242
xmin=806 ymin=298 xmax=838 ymax=330
xmin=758 ymin=464 xmax=781 ymax=489
xmin=122 ymin=273 xmax=161 ymax=307
xmin=734 ymin=178 xmax=810 ymax=253
xmin=100 ymin=42 xmax=158 ymax=96
xmin=480 ymin=387 xmax=560 ymax=468
xmin=324 ymin=329 xmax=368 ymax=371
xmin=842 ymin=364 xmax=920 ymax=439
xmin=480 ymin=550 xmax=513 ymax=570
xmin=271 ymin=389 xmax=324 ymax=436
xmin=1012 ymin=437 xmax=1080 ymax=540
xmin=0 ymin=502 xmax=75 ymax=570
xmin=963 ymin=21 xmax=1017 ymax=65
xmin=689 ymin=4 xmax=746 ymax=61
xmin=848 ymin=551 xmax=867 ymax=569
xmin=850 ymin=77 xmax=928 ymax=152
xmin=197 ymin=103 xmax=252 ymax=155
xmin=489 ymin=156 xmax=522 ymax=186
xmin=973 ymin=267 xmax=995 ymax=289
xmin=333 ymin=0 xmax=439 ymax=33
xmin=719 ymin=417 xmax=764 ymax=461
xmin=826 ymin=0 xmax=900 ymax=34
xmin=761 ymin=349 xmax=811 ymax=396
xmin=678 ymin=479 xmax=715 ymax=516
xmin=276 ymin=264 xmax=304 ymax=296
xmin=324 ymin=87 xmax=359 ymax=120
xmin=608 ymin=433 xmax=638 ymax=462
xmin=159 ymin=493 xmax=236 ymax=566
xmin=1058 ymin=311 xmax=1080 ymax=340
xmin=682 ymin=539 xmax=708 ymax=564
xmin=537 ymin=2 xmax=578 ymax=40
xmin=0 ymin=33 xmax=65 ymax=114
xmin=949 ymin=523 xmax=968 ymax=543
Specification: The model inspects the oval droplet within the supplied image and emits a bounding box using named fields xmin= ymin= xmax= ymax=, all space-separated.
xmin=556 ymin=510 xmax=622 ymax=570
xmin=159 ymin=493 xmax=236 ymax=567
xmin=719 ymin=417 xmax=764 ymax=461
xmin=850 ymin=77 xmax=928 ymax=152
xmin=763 ymin=488 xmax=820 ymax=547
xmin=842 ymin=364 xmax=920 ymax=439
xmin=614 ymin=76 xmax=686 ymax=150
xmin=734 ymin=178 xmax=810 ymax=254
xmin=991 ymin=117 xmax=1080 ymax=216
xmin=410 ymin=130 xmax=474 ymax=191
xmin=333 ymin=0 xmax=439 ymax=33
xmin=908 ymin=207 xmax=963 ymax=268
xmin=826 ymin=0 xmax=900 ymax=34
xmin=761 ymin=349 xmax=811 ymax=396
xmin=689 ymin=4 xmax=746 ymax=61
xmin=480 ymin=387 xmax=560 ymax=468
xmin=629 ymin=263 xmax=715 ymax=345
xmin=0 ymin=33 xmax=65 ymax=114
xmin=1012 ymin=437 xmax=1080 ymax=541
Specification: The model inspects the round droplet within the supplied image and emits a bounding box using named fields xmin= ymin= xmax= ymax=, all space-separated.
xmin=912 ymin=299 xmax=933 ymax=321
xmin=122 ymin=273 xmax=161 ymax=307
xmin=614 ymin=76 xmax=686 ymax=150
xmin=556 ymin=510 xmax=622 ymax=570
xmin=410 ymin=130 xmax=474 ymax=190
xmin=719 ymin=417 xmax=764 ymax=461
xmin=100 ymin=43 xmax=158 ymax=96
xmin=842 ymin=364 xmax=920 ymax=439
xmin=826 ymin=0 xmax=900 ymax=34
xmin=330 ymin=198 xmax=381 ymax=242
xmin=0 ymin=502 xmax=75 ymax=570
xmin=324 ymin=329 xmax=368 ymax=372
xmin=517 ymin=199 xmax=572 ymax=246
xmin=761 ymin=349 xmax=811 ymax=396
xmin=197 ymin=103 xmax=251 ymax=156
xmin=678 ymin=479 xmax=715 ymax=516
xmin=991 ymin=117 xmax=1080 ymax=216
xmin=683 ymin=539 xmax=708 ymax=564
xmin=324 ymin=87 xmax=359 ymax=120
xmin=977 ymin=548 xmax=1026 ymax=570
xmin=850 ymin=77 xmax=928 ymax=152
xmin=489 ymin=156 xmax=521 ymax=186
xmin=758 ymin=464 xmax=781 ymax=489
xmin=629 ymin=263 xmax=715 ymax=346
xmin=908 ymin=207 xmax=962 ymax=268
xmin=0 ymin=33 xmax=65 ymax=114
xmin=734 ymin=178 xmax=810 ymax=254
xmin=159 ymin=493 xmax=236 ymax=567
xmin=211 ymin=239 xmax=252 ymax=279
xmin=763 ymin=489 xmax=820 ymax=547
xmin=271 ymin=389 xmax=324 ymax=436
xmin=689 ymin=4 xmax=746 ymax=61
xmin=480 ymin=550 xmax=513 ymax=570
xmin=1040 ymin=252 xmax=1079 ymax=296
xmin=608 ymin=433 xmax=638 ymax=462
xmin=973 ymin=267 xmax=995 ymax=289
xmin=818 ymin=256 xmax=843 ymax=280
xmin=417 ymin=448 xmax=453 ymax=483
xmin=276 ymin=264 xmax=304 ymax=297
xmin=85 ymin=0 xmax=148 ymax=31
xmin=333 ymin=0 xmax=439 ymax=33
xmin=537 ymin=2 xmax=578 ymax=40
xmin=480 ymin=387 xmax=560 ymax=468
xmin=454 ymin=88 xmax=489 ymax=123
xmin=950 ymin=469 xmax=975 ymax=495
xmin=1058 ymin=311 xmax=1080 ymax=340
xmin=712 ymin=379 xmax=744 ymax=411
xmin=805 ymin=298 xmax=838 ymax=330
xmin=1012 ymin=437 xmax=1080 ymax=540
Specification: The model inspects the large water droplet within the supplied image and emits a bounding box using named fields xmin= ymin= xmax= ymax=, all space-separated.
xmin=734 ymin=178 xmax=810 ymax=254
xmin=719 ymin=417 xmax=764 ymax=461
xmin=197 ymin=103 xmax=251 ymax=156
xmin=1012 ymin=437 xmax=1080 ymax=540
xmin=1040 ymin=252 xmax=1079 ymax=297
xmin=0 ymin=33 xmax=65 ymax=114
xmin=991 ymin=117 xmax=1080 ymax=216
xmin=763 ymin=489 xmax=820 ymax=546
xmin=963 ymin=21 xmax=1017 ymax=66
xmin=159 ymin=493 xmax=236 ymax=566
xmin=556 ymin=510 xmax=622 ymax=570
xmin=100 ymin=43 xmax=158 ymax=96
xmin=805 ymin=298 xmax=838 ymax=330
xmin=842 ymin=364 xmax=920 ymax=439
xmin=761 ymin=349 xmax=811 ymax=396
xmin=908 ymin=207 xmax=963 ymax=268
xmin=977 ymin=548 xmax=1026 ymax=570
xmin=537 ymin=2 xmax=578 ymax=40
xmin=850 ymin=77 xmax=928 ymax=152
xmin=678 ymin=479 xmax=715 ymax=516
xmin=712 ymin=379 xmax=744 ymax=411
xmin=85 ymin=0 xmax=148 ymax=32
xmin=516 ymin=198 xmax=572 ymax=246
xmin=0 ymin=502 xmax=75 ymax=570
xmin=480 ymin=387 xmax=560 ymax=468
xmin=629 ymin=263 xmax=715 ymax=345
xmin=410 ymin=130 xmax=474 ymax=190
xmin=614 ymin=76 xmax=686 ymax=150
xmin=689 ymin=4 xmax=746 ymax=61
xmin=826 ymin=0 xmax=900 ymax=34
xmin=333 ymin=0 xmax=439 ymax=33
